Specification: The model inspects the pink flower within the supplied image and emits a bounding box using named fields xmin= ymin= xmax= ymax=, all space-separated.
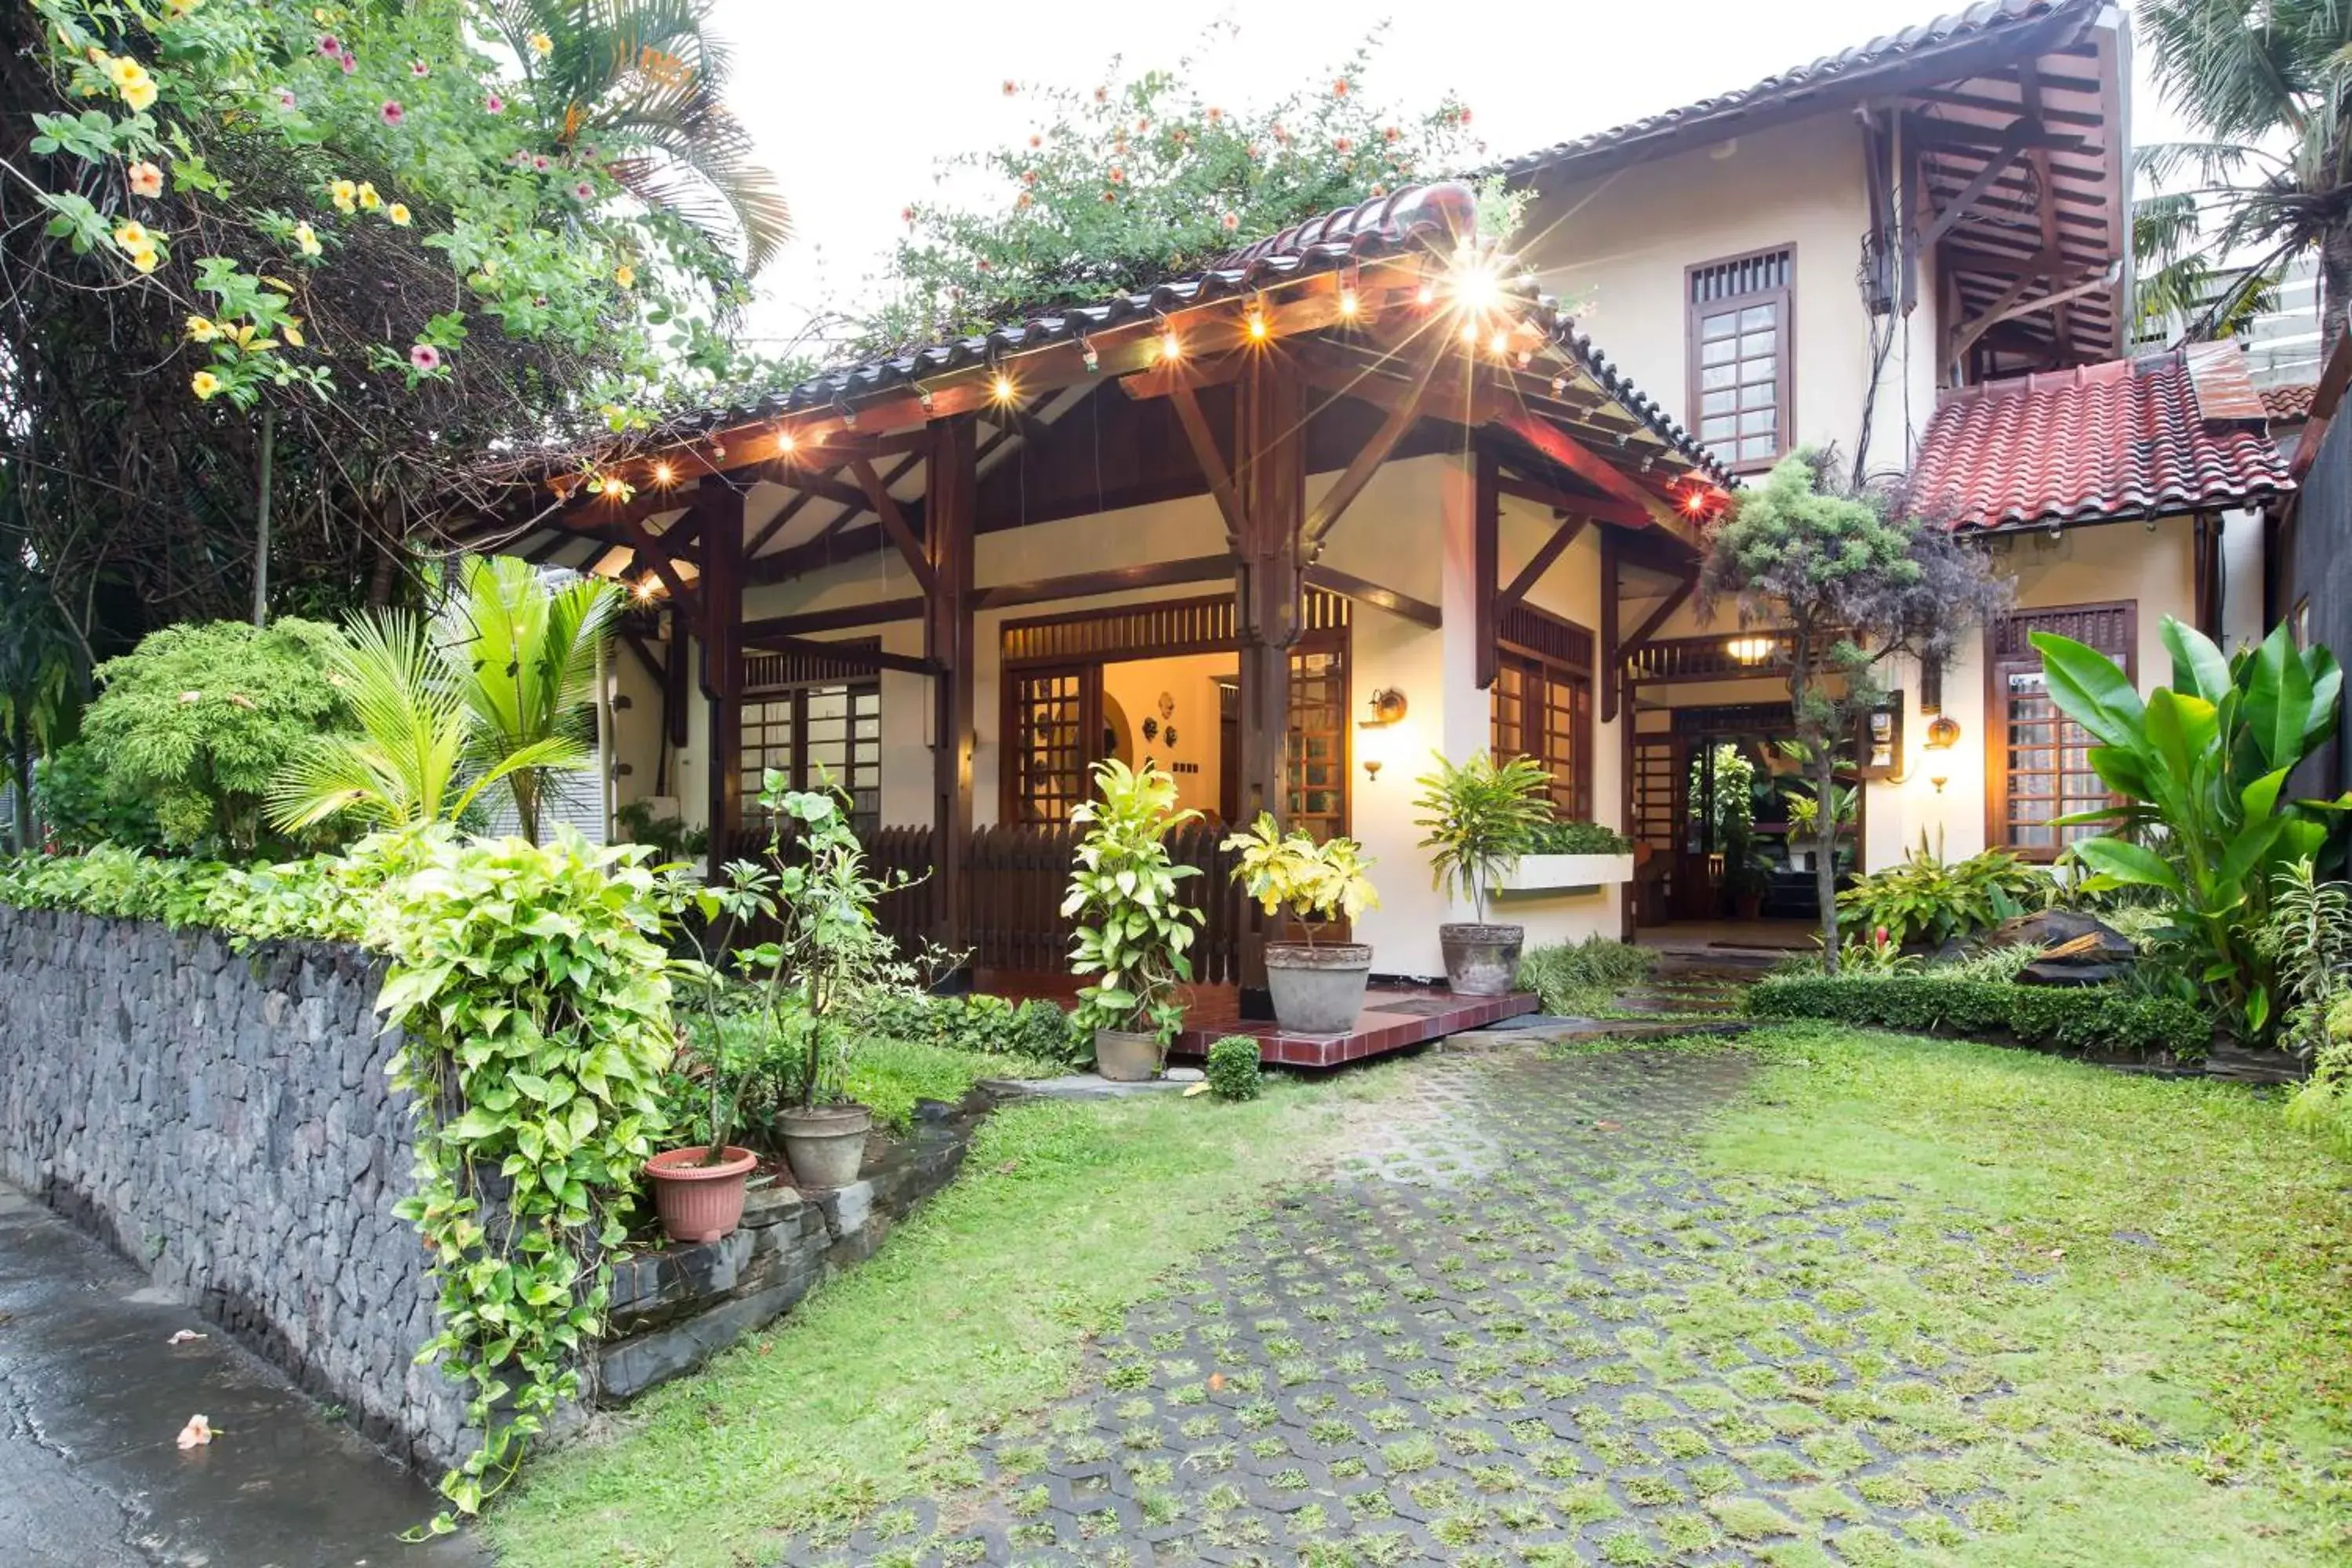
xmin=127 ymin=160 xmax=164 ymax=198
xmin=1220 ymin=210 xmax=1239 ymax=230
xmin=409 ymin=343 xmax=441 ymax=371
xmin=338 ymin=52 xmax=356 ymax=74
xmin=410 ymin=60 xmax=430 ymax=78
xmin=572 ymin=180 xmax=594 ymax=201
xmin=1333 ymin=136 xmax=1352 ymax=154
xmin=1874 ymin=925 xmax=1890 ymax=947
xmin=484 ymin=92 xmax=504 ymax=114
xmin=379 ymin=100 xmax=404 ymax=125
xmin=317 ymin=34 xmax=339 ymax=56
xmin=275 ymin=87 xmax=296 ymax=110
xmin=1001 ymin=79 xmax=1017 ymax=96
xmin=531 ymin=154 xmax=550 ymax=171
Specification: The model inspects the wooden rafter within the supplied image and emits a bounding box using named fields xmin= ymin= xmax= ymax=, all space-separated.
xmin=851 ymin=457 xmax=936 ymax=594
xmin=1168 ymin=384 xmax=1245 ymax=542
xmin=738 ymin=630 xmax=938 ymax=677
xmin=1918 ymin=116 xmax=2045 ymax=251
xmin=1619 ymin=568 xmax=1699 ymax=655
xmin=1494 ymin=411 xmax=1679 ymax=533
xmin=1492 ymin=470 xmax=1653 ymax=532
xmin=1303 ymin=343 xmax=1444 ymax=554
xmin=1303 ymin=563 xmax=1440 ymax=630
xmin=622 ymin=511 xmax=697 ymax=612
xmin=1495 ymin=514 xmax=1590 ymax=618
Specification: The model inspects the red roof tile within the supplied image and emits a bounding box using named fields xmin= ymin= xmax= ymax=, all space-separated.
xmin=2263 ymin=382 xmax=2320 ymax=422
xmin=1907 ymin=346 xmax=2292 ymax=530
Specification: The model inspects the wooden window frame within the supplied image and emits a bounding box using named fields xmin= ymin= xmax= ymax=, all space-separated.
xmin=1984 ymin=599 xmax=2137 ymax=861
xmin=1686 ymin=244 xmax=1797 ymax=475
xmin=740 ymin=677 xmax=883 ymax=832
xmin=1491 ymin=605 xmax=1598 ymax=822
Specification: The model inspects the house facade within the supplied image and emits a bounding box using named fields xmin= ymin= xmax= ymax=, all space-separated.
xmin=466 ymin=0 xmax=2292 ymax=1001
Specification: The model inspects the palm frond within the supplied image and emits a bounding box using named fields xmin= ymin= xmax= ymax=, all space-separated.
xmin=268 ymin=611 xmax=472 ymax=833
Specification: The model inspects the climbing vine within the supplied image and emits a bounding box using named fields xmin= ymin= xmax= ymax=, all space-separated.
xmin=368 ymin=831 xmax=677 ymax=1528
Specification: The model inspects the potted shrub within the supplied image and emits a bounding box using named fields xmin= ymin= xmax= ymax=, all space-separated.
xmin=1224 ymin=814 xmax=1381 ymax=1034
xmin=644 ymin=1011 xmax=766 ymax=1245
xmin=1784 ymin=782 xmax=1853 ymax=874
xmin=1412 ymin=752 xmax=1553 ymax=995
xmin=1063 ymin=760 xmax=1203 ymax=1081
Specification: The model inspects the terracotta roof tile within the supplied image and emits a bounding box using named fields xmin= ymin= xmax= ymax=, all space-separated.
xmin=1907 ymin=347 xmax=2292 ymax=530
xmin=2263 ymin=382 xmax=2320 ymax=422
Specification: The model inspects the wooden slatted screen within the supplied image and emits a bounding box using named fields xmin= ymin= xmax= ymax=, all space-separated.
xmin=1987 ymin=601 xmax=2136 ymax=858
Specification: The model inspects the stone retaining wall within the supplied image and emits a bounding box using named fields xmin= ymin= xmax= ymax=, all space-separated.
xmin=0 ymin=905 xmax=991 ymax=1474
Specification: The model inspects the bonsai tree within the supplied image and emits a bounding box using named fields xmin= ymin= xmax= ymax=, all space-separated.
xmin=1062 ymin=760 xmax=1204 ymax=1050
xmin=1411 ymin=750 xmax=1553 ymax=924
xmin=1701 ymin=452 xmax=2010 ymax=967
xmin=1223 ymin=813 xmax=1381 ymax=944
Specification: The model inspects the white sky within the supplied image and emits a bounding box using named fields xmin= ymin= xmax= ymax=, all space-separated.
xmin=713 ymin=0 xmax=2199 ymax=350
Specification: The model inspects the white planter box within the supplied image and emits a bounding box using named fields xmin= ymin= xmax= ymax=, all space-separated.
xmin=1495 ymin=853 xmax=1636 ymax=895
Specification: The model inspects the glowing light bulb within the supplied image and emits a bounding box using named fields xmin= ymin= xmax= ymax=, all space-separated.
xmin=1488 ymin=328 xmax=1510 ymax=356
xmin=990 ymin=372 xmax=1015 ymax=403
xmin=1338 ymin=287 xmax=1359 ymax=318
xmin=1417 ymin=281 xmax=1436 ymax=306
xmin=775 ymin=429 xmax=797 ymax=455
xmin=651 ymin=460 xmax=676 ymax=486
xmin=1247 ymin=311 xmax=1268 ymax=341
xmin=1460 ymin=320 xmax=1479 ymax=345
xmin=1682 ymin=488 xmax=1710 ymax=517
xmin=1160 ymin=328 xmax=1182 ymax=361
xmin=633 ymin=576 xmax=659 ymax=601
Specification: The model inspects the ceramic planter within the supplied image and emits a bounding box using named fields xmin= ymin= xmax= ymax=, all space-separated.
xmin=1439 ymin=922 xmax=1525 ymax=995
xmin=1264 ymin=942 xmax=1372 ymax=1035
xmin=1093 ymin=1028 xmax=1162 ymax=1082
xmin=1494 ymin=853 xmax=1637 ymax=892
xmin=645 ymin=1145 xmax=757 ymax=1245
xmin=776 ymin=1103 xmax=873 ymax=1190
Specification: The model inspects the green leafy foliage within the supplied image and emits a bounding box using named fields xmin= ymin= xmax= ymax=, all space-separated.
xmin=1523 ymin=818 xmax=1633 ymax=855
xmin=1223 ymin=813 xmax=1379 ymax=945
xmin=2031 ymin=617 xmax=2343 ymax=1036
xmin=1835 ymin=842 xmax=2049 ymax=948
xmin=76 ymin=619 xmax=353 ymax=855
xmin=1745 ymin=972 xmax=2210 ymax=1062
xmin=852 ymin=991 xmax=1085 ymax=1068
xmin=1515 ymin=935 xmax=1657 ymax=1015
xmin=372 ymin=829 xmax=678 ymax=1529
xmin=31 ymin=742 xmax=162 ymax=853
xmin=1411 ymin=750 xmax=1553 ymax=923
xmin=862 ymin=35 xmax=1479 ymax=350
xmin=1062 ymin=760 xmax=1203 ymax=1045
xmin=1205 ymin=1035 xmax=1263 ymax=1102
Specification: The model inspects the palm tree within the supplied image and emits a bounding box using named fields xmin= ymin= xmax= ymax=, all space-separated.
xmin=489 ymin=0 xmax=792 ymax=273
xmin=2136 ymin=0 xmax=2352 ymax=347
xmin=268 ymin=611 xmax=573 ymax=835
xmin=436 ymin=556 xmax=621 ymax=844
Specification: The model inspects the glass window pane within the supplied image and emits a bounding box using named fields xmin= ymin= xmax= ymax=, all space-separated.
xmin=1739 ymin=382 xmax=1775 ymax=411
xmin=1702 ymin=416 xmax=1737 ymax=441
xmin=1701 ymin=389 xmax=1736 ymax=416
xmin=1701 ymin=311 xmax=1740 ymax=341
xmin=1700 ymin=363 xmax=1737 ymax=391
xmin=1740 ymin=303 xmax=1777 ymax=330
xmin=1739 ymin=409 xmax=1776 ymax=437
xmin=1739 ymin=434 xmax=1777 ymax=460
xmin=1739 ymin=330 xmax=1777 ymax=359
xmin=1700 ymin=336 xmax=1737 ymax=365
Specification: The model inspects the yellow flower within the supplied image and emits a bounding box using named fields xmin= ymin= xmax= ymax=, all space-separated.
xmin=355 ymin=181 xmax=379 ymax=210
xmin=103 ymin=55 xmax=143 ymax=89
xmin=190 ymin=370 xmax=222 ymax=400
xmin=330 ymin=178 xmax=357 ymax=214
xmin=529 ymin=31 xmax=553 ymax=53
xmin=387 ymin=202 xmax=411 ymax=227
xmin=230 ymin=323 xmax=257 ymax=348
xmin=129 ymin=245 xmax=159 ymax=274
xmin=186 ymin=315 xmax=217 ymax=342
xmin=164 ymin=0 xmax=201 ymax=18
xmin=122 ymin=76 xmax=158 ymax=113
xmin=112 ymin=220 xmax=151 ymax=250
xmin=613 ymin=263 xmax=635 ymax=288
xmin=282 ymin=318 xmax=305 ymax=348
xmin=293 ymin=221 xmax=321 ymax=258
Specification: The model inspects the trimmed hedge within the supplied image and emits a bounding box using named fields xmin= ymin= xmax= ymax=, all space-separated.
xmin=1746 ymin=974 xmax=2211 ymax=1063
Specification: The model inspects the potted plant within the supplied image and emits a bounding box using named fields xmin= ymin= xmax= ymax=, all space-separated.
xmin=1223 ymin=814 xmax=1381 ymax=1034
xmin=1784 ymin=782 xmax=1853 ymax=874
xmin=643 ymin=1009 xmax=766 ymax=1245
xmin=738 ymin=768 xmax=924 ymax=1189
xmin=1411 ymin=752 xmax=1553 ymax=995
xmin=1063 ymin=760 xmax=1203 ymax=1080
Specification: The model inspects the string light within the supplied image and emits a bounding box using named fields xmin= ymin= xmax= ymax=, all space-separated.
xmin=1459 ymin=320 xmax=1479 ymax=345
xmin=1682 ymin=488 xmax=1708 ymax=517
xmin=775 ymin=429 xmax=797 ymax=456
xmin=1417 ymin=281 xmax=1436 ymax=306
xmin=1487 ymin=327 xmax=1510 ymax=357
xmin=1247 ymin=308 xmax=1269 ymax=342
xmin=1550 ymin=375 xmax=1568 ymax=397
xmin=1338 ymin=286 xmax=1359 ymax=319
xmin=990 ymin=371 xmax=1016 ymax=403
xmin=633 ymin=576 xmax=659 ymax=601
xmin=1159 ymin=325 xmax=1183 ymax=361
xmin=650 ymin=459 xmax=676 ymax=487
xmin=1077 ymin=334 xmax=1099 ymax=373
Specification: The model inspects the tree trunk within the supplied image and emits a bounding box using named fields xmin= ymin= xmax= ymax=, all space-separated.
xmin=1815 ymin=753 xmax=1841 ymax=971
xmin=2322 ymin=222 xmax=2352 ymax=361
xmin=9 ymin=733 xmax=32 ymax=853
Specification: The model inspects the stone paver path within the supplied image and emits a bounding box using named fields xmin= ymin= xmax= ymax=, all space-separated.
xmin=781 ymin=1044 xmax=2027 ymax=1566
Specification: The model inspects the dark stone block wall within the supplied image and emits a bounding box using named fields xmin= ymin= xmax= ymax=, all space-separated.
xmin=0 ymin=906 xmax=473 ymax=1471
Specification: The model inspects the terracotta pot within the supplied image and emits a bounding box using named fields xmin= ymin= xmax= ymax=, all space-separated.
xmin=1439 ymin=922 xmax=1524 ymax=996
xmin=1264 ymin=942 xmax=1373 ymax=1035
xmin=776 ymin=1103 xmax=873 ymax=1190
xmin=644 ymin=1145 xmax=757 ymax=1245
xmin=1094 ymin=1028 xmax=1161 ymax=1082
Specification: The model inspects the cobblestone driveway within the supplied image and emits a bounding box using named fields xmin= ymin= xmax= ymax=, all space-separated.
xmin=782 ymin=1044 xmax=2024 ymax=1566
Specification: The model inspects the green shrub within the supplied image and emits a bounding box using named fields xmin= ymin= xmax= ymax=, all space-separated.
xmin=1745 ymin=973 xmax=2209 ymax=1062
xmin=76 ymin=618 xmax=354 ymax=855
xmin=1835 ymin=842 xmax=2049 ymax=948
xmin=33 ymin=742 xmax=162 ymax=853
xmin=850 ymin=989 xmax=1086 ymax=1067
xmin=1525 ymin=818 xmax=1635 ymax=855
xmin=1518 ymin=935 xmax=1656 ymax=1014
xmin=1206 ymin=1035 xmax=1263 ymax=1101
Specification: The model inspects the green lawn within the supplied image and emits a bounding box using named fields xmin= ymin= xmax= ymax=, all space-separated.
xmin=486 ymin=1025 xmax=2352 ymax=1566
xmin=488 ymin=1061 xmax=1413 ymax=1566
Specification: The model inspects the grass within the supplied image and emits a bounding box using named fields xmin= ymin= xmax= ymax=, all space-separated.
xmin=1517 ymin=934 xmax=1657 ymax=1015
xmin=1689 ymin=1020 xmax=2352 ymax=1565
xmin=836 ymin=1036 xmax=1057 ymax=1134
xmin=486 ymin=1062 xmax=1409 ymax=1566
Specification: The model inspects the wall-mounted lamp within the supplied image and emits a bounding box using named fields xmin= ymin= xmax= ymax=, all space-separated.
xmin=1357 ymin=687 xmax=1408 ymax=779
xmin=1924 ymin=713 xmax=1962 ymax=751
xmin=1725 ymin=634 xmax=1777 ymax=666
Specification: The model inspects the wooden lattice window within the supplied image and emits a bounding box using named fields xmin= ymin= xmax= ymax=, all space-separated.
xmin=1987 ymin=601 xmax=2136 ymax=858
xmin=740 ymin=681 xmax=881 ymax=834
xmin=1008 ymin=667 xmax=1093 ymax=825
xmin=1688 ymin=246 xmax=1794 ymax=471
xmin=1491 ymin=605 xmax=1596 ymax=820
xmin=1287 ymin=648 xmax=1348 ymax=842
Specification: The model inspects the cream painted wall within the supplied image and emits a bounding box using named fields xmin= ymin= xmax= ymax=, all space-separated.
xmin=1519 ymin=112 xmax=1937 ymax=477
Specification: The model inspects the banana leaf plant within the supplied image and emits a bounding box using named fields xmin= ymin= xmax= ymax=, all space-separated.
xmin=2031 ymin=616 xmax=2345 ymax=1036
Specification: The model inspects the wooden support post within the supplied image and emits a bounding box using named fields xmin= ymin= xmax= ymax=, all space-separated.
xmin=927 ymin=414 xmax=978 ymax=959
xmin=1599 ymin=528 xmax=1621 ymax=724
xmin=1232 ymin=357 xmax=1305 ymax=1017
xmin=1474 ymin=445 xmax=1501 ymax=690
xmin=698 ymin=479 xmax=746 ymax=880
